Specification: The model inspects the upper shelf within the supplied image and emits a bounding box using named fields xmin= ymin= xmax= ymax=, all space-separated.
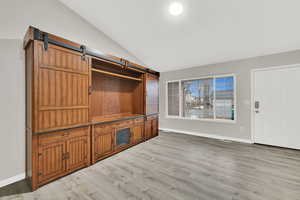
xmin=91 ymin=68 xmax=142 ymax=82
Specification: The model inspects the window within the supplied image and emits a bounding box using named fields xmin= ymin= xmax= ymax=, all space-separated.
xmin=182 ymin=78 xmax=214 ymax=119
xmin=215 ymin=76 xmax=235 ymax=120
xmin=167 ymin=81 xmax=180 ymax=116
xmin=166 ymin=75 xmax=236 ymax=122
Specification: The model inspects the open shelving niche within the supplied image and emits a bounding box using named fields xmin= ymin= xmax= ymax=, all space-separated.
xmin=91 ymin=58 xmax=145 ymax=124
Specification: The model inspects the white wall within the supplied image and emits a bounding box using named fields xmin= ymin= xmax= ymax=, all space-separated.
xmin=0 ymin=40 xmax=25 ymax=184
xmin=0 ymin=0 xmax=143 ymax=64
xmin=0 ymin=0 xmax=143 ymax=186
xmin=160 ymin=50 xmax=300 ymax=142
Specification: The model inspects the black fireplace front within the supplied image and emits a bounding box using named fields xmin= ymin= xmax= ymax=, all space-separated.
xmin=116 ymin=128 xmax=131 ymax=146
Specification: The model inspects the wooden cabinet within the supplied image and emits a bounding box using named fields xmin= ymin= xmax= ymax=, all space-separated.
xmin=66 ymin=128 xmax=90 ymax=172
xmin=24 ymin=27 xmax=159 ymax=190
xmin=37 ymin=127 xmax=90 ymax=186
xmin=35 ymin=41 xmax=90 ymax=133
xmin=152 ymin=117 xmax=159 ymax=137
xmin=92 ymin=119 xmax=145 ymax=163
xmin=131 ymin=124 xmax=144 ymax=144
xmin=37 ymin=141 xmax=66 ymax=185
xmin=93 ymin=124 xmax=114 ymax=162
xmin=145 ymin=119 xmax=152 ymax=140
xmin=145 ymin=74 xmax=159 ymax=115
xmin=144 ymin=115 xmax=159 ymax=140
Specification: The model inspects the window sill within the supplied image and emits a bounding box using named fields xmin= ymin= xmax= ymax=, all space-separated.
xmin=165 ymin=116 xmax=237 ymax=124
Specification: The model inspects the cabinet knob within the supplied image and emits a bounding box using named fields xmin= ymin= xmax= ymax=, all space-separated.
xmin=62 ymin=132 xmax=70 ymax=137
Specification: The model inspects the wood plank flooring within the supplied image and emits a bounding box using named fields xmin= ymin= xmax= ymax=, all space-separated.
xmin=1 ymin=131 xmax=300 ymax=200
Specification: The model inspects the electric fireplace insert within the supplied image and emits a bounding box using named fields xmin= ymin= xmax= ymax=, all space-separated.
xmin=116 ymin=128 xmax=131 ymax=146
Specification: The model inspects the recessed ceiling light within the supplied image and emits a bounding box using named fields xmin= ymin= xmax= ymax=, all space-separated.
xmin=169 ymin=2 xmax=183 ymax=16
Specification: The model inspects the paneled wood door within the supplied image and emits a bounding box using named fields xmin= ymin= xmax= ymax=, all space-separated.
xmin=131 ymin=124 xmax=143 ymax=144
xmin=152 ymin=118 xmax=159 ymax=137
xmin=66 ymin=127 xmax=90 ymax=172
xmin=144 ymin=116 xmax=159 ymax=140
xmin=38 ymin=141 xmax=66 ymax=185
xmin=145 ymin=74 xmax=159 ymax=115
xmin=93 ymin=125 xmax=114 ymax=161
xmin=144 ymin=120 xmax=152 ymax=140
xmin=35 ymin=41 xmax=90 ymax=132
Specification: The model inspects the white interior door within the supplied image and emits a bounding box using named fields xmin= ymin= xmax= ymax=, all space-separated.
xmin=253 ymin=65 xmax=300 ymax=149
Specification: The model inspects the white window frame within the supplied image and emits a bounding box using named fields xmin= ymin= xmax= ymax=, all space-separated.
xmin=166 ymin=74 xmax=237 ymax=123
xmin=165 ymin=80 xmax=181 ymax=118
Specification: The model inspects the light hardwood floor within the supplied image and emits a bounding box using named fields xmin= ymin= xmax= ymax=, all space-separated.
xmin=1 ymin=131 xmax=300 ymax=200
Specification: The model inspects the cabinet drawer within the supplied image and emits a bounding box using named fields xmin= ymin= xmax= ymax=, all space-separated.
xmin=134 ymin=118 xmax=144 ymax=124
xmin=146 ymin=115 xmax=158 ymax=121
xmin=68 ymin=127 xmax=89 ymax=138
xmin=38 ymin=127 xmax=89 ymax=146
xmin=115 ymin=120 xmax=133 ymax=128
xmin=94 ymin=124 xmax=114 ymax=135
xmin=38 ymin=131 xmax=66 ymax=146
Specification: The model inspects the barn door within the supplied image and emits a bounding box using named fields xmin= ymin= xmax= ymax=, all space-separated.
xmin=36 ymin=41 xmax=90 ymax=132
xmin=145 ymin=74 xmax=159 ymax=115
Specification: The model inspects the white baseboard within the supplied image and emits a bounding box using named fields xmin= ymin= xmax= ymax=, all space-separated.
xmin=160 ymin=128 xmax=253 ymax=144
xmin=0 ymin=173 xmax=25 ymax=188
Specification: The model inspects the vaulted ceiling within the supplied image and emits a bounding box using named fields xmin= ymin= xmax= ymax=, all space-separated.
xmin=59 ymin=0 xmax=300 ymax=72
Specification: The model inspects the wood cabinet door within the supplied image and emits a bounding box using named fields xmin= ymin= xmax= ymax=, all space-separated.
xmin=94 ymin=125 xmax=114 ymax=160
xmin=144 ymin=120 xmax=152 ymax=140
xmin=152 ymin=118 xmax=159 ymax=137
xmin=66 ymin=128 xmax=89 ymax=172
xmin=36 ymin=41 xmax=90 ymax=132
xmin=145 ymin=74 xmax=159 ymax=115
xmin=38 ymin=141 xmax=66 ymax=184
xmin=132 ymin=124 xmax=143 ymax=144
